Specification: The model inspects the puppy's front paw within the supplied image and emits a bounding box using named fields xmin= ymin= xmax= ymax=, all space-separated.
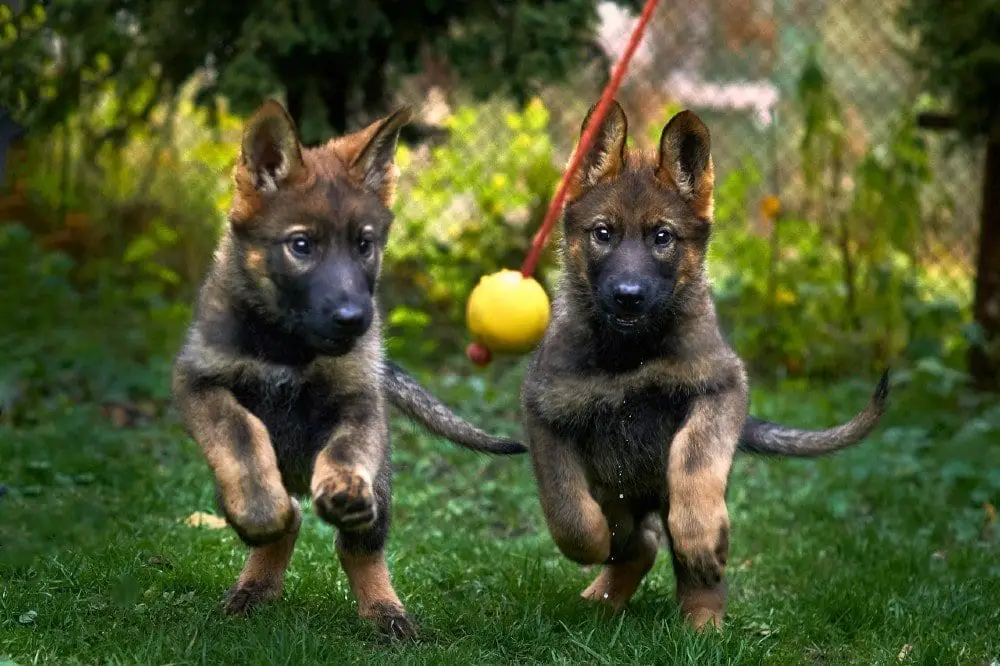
xmin=312 ymin=467 xmax=376 ymax=532
xmin=223 ymin=492 xmax=295 ymax=547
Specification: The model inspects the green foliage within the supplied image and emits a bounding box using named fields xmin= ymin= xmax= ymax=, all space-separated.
xmin=2 ymin=0 xmax=639 ymax=142
xmin=709 ymin=141 xmax=967 ymax=377
xmin=9 ymin=79 xmax=240 ymax=298
xmin=0 ymin=224 xmax=186 ymax=424
xmin=899 ymin=0 xmax=1000 ymax=141
xmin=797 ymin=45 xmax=845 ymax=208
xmin=701 ymin=48 xmax=968 ymax=378
xmin=0 ymin=1 xmax=166 ymax=135
xmin=382 ymin=98 xmax=560 ymax=359
xmin=848 ymin=112 xmax=932 ymax=262
xmin=3 ymin=48 xmax=974 ymax=380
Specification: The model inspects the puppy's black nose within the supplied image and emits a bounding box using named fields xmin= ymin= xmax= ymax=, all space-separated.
xmin=331 ymin=304 xmax=366 ymax=333
xmin=612 ymin=282 xmax=646 ymax=313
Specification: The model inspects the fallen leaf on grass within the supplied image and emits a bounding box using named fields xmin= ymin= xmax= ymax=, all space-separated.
xmin=931 ymin=551 xmax=947 ymax=560
xmin=746 ymin=620 xmax=775 ymax=637
xmin=147 ymin=555 xmax=173 ymax=570
xmin=183 ymin=512 xmax=227 ymax=529
xmin=897 ymin=643 xmax=913 ymax=661
xmin=17 ymin=610 xmax=37 ymax=625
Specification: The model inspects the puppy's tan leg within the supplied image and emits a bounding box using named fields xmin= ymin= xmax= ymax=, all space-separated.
xmin=664 ymin=388 xmax=746 ymax=631
xmin=311 ymin=395 xmax=416 ymax=640
xmin=224 ymin=499 xmax=302 ymax=615
xmin=526 ymin=416 xmax=611 ymax=565
xmin=175 ymin=385 xmax=294 ymax=546
xmin=338 ymin=548 xmax=415 ymax=640
xmin=581 ymin=512 xmax=659 ymax=612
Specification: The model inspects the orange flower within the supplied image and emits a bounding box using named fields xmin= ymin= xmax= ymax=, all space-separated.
xmin=760 ymin=195 xmax=782 ymax=220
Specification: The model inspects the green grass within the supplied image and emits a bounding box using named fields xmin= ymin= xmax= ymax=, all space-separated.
xmin=1 ymin=225 xmax=999 ymax=665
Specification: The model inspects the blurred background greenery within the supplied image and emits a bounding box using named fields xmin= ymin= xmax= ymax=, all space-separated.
xmin=2 ymin=0 xmax=997 ymax=396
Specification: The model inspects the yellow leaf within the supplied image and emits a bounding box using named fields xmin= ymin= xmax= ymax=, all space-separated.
xmin=183 ymin=511 xmax=227 ymax=529
xmin=775 ymin=286 xmax=796 ymax=306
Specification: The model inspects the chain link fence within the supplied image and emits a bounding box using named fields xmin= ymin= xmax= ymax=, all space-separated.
xmin=2 ymin=0 xmax=981 ymax=376
xmin=384 ymin=0 xmax=979 ymax=374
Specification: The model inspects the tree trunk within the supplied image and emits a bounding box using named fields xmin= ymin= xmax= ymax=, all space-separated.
xmin=970 ymin=138 xmax=1000 ymax=391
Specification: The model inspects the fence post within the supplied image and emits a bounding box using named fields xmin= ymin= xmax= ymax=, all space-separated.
xmin=918 ymin=112 xmax=1000 ymax=391
xmin=970 ymin=138 xmax=1000 ymax=391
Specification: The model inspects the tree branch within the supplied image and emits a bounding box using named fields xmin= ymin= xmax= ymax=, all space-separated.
xmin=916 ymin=112 xmax=957 ymax=131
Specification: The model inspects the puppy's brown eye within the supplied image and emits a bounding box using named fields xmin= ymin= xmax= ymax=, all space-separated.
xmin=288 ymin=234 xmax=313 ymax=257
xmin=654 ymin=228 xmax=673 ymax=247
xmin=592 ymin=224 xmax=612 ymax=244
xmin=358 ymin=231 xmax=375 ymax=257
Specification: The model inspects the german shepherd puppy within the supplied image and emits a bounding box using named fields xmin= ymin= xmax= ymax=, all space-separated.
xmin=172 ymin=99 xmax=524 ymax=639
xmin=520 ymin=100 xmax=889 ymax=630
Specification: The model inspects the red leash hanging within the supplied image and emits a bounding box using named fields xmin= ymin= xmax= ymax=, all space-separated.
xmin=520 ymin=0 xmax=662 ymax=279
xmin=466 ymin=0 xmax=661 ymax=365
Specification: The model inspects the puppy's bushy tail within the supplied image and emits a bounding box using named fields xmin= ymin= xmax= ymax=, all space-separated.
xmin=383 ymin=361 xmax=527 ymax=455
xmin=738 ymin=370 xmax=890 ymax=457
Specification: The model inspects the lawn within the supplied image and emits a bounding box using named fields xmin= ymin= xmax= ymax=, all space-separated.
xmin=1 ymin=227 xmax=999 ymax=665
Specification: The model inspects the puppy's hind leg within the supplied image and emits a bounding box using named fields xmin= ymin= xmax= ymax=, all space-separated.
xmin=224 ymin=499 xmax=302 ymax=615
xmin=580 ymin=510 xmax=659 ymax=613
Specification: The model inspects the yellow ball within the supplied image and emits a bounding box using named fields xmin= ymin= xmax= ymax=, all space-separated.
xmin=466 ymin=269 xmax=551 ymax=354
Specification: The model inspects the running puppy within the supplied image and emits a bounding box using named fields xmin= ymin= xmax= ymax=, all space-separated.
xmin=172 ymin=99 xmax=524 ymax=640
xmin=520 ymin=100 xmax=888 ymax=630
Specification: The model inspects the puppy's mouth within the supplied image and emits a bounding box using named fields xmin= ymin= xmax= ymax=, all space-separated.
xmin=305 ymin=331 xmax=361 ymax=357
xmin=603 ymin=311 xmax=644 ymax=333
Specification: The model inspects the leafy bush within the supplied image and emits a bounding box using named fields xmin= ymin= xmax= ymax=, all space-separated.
xmin=0 ymin=224 xmax=188 ymax=424
xmin=8 ymin=78 xmax=239 ymax=299
xmin=382 ymin=98 xmax=561 ymax=359
xmin=709 ymin=140 xmax=969 ymax=378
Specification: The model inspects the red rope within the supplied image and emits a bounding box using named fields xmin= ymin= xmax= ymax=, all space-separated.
xmin=467 ymin=0 xmax=660 ymax=366
xmin=520 ymin=0 xmax=662 ymax=278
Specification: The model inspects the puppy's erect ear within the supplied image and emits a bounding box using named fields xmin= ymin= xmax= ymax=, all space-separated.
xmin=336 ymin=106 xmax=412 ymax=207
xmin=567 ymin=99 xmax=628 ymax=201
xmin=656 ymin=110 xmax=714 ymax=220
xmin=239 ymin=99 xmax=306 ymax=194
